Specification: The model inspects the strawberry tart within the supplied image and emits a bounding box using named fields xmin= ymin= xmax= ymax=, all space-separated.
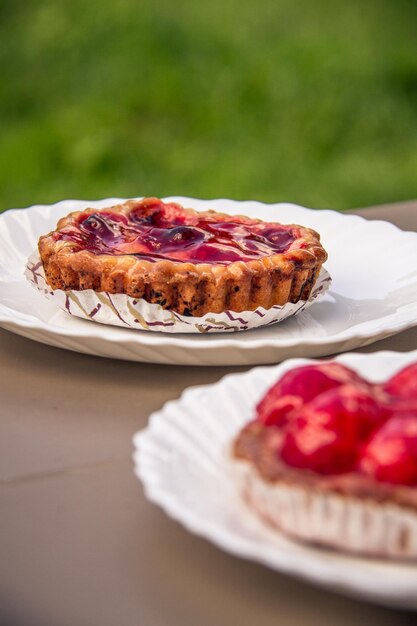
xmin=233 ymin=361 xmax=417 ymax=559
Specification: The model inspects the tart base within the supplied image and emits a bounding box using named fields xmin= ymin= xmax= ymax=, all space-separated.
xmin=26 ymin=251 xmax=331 ymax=333
xmin=40 ymin=256 xmax=322 ymax=316
xmin=233 ymin=458 xmax=417 ymax=560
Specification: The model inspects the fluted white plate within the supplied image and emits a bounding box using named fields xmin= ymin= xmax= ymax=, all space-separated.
xmin=1 ymin=197 xmax=417 ymax=365
xmin=134 ymin=350 xmax=417 ymax=609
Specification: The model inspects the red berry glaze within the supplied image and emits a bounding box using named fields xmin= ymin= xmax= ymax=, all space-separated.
xmin=281 ymin=384 xmax=384 ymax=474
xmin=360 ymin=414 xmax=417 ymax=485
xmin=256 ymin=363 xmax=365 ymax=426
xmin=55 ymin=198 xmax=298 ymax=265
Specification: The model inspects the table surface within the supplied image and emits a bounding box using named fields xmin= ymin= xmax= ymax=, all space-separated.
xmin=1 ymin=201 xmax=417 ymax=626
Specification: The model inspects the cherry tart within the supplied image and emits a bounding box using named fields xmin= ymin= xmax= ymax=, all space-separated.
xmin=38 ymin=198 xmax=327 ymax=317
xmin=233 ymin=362 xmax=417 ymax=559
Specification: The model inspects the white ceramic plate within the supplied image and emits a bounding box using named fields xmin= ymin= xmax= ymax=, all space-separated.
xmin=134 ymin=350 xmax=417 ymax=609
xmin=1 ymin=197 xmax=417 ymax=365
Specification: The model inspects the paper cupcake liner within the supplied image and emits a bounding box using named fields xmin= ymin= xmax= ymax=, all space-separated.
xmin=233 ymin=459 xmax=417 ymax=560
xmin=25 ymin=252 xmax=331 ymax=334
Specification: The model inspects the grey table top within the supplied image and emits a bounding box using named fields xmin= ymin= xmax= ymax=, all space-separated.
xmin=1 ymin=201 xmax=417 ymax=626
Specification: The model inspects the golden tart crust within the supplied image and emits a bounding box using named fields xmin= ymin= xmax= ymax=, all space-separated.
xmin=38 ymin=198 xmax=328 ymax=317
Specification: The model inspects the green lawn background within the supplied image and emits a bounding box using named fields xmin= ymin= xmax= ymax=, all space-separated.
xmin=1 ymin=0 xmax=416 ymax=211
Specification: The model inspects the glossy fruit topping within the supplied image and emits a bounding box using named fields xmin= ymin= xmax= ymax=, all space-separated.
xmin=55 ymin=198 xmax=298 ymax=264
xmin=360 ymin=414 xmax=417 ymax=485
xmin=255 ymin=361 xmax=417 ymax=485
xmin=256 ymin=363 xmax=365 ymax=426
xmin=280 ymin=385 xmax=383 ymax=474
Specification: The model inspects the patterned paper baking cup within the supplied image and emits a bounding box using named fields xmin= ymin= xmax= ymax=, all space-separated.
xmin=25 ymin=252 xmax=331 ymax=334
xmin=233 ymin=459 xmax=417 ymax=560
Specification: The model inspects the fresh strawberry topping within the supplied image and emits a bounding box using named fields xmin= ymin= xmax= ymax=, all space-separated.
xmin=377 ymin=363 xmax=417 ymax=417
xmin=255 ymin=360 xmax=417 ymax=485
xmin=256 ymin=363 xmax=364 ymax=426
xmin=280 ymin=385 xmax=383 ymax=474
xmin=383 ymin=363 xmax=417 ymax=400
xmin=360 ymin=414 xmax=417 ymax=485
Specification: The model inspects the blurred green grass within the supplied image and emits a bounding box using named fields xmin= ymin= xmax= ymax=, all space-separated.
xmin=1 ymin=0 xmax=416 ymax=211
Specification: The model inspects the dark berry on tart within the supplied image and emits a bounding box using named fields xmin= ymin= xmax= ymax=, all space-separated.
xmin=38 ymin=198 xmax=328 ymax=317
xmin=233 ymin=361 xmax=417 ymax=559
